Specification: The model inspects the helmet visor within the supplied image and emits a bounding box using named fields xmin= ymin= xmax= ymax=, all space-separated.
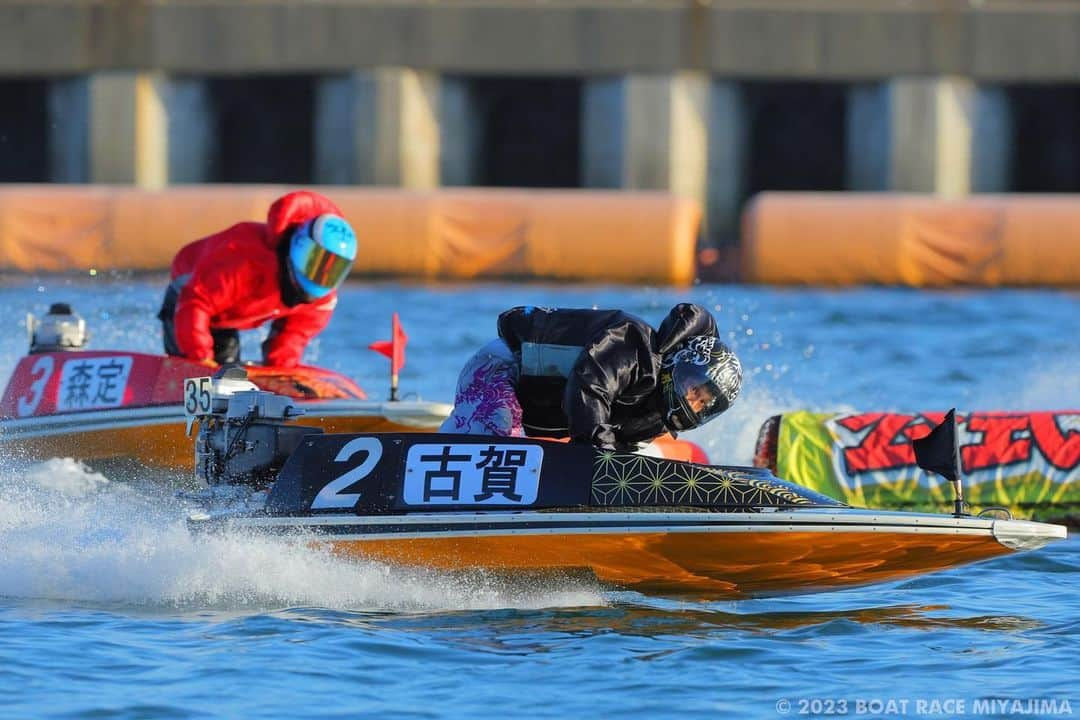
xmin=295 ymin=238 xmax=353 ymax=290
xmin=672 ymin=363 xmax=730 ymax=428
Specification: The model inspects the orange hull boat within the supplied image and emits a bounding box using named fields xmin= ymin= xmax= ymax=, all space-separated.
xmin=0 ymin=350 xmax=451 ymax=470
xmin=226 ymin=510 xmax=1059 ymax=599
xmin=181 ymin=378 xmax=1066 ymax=600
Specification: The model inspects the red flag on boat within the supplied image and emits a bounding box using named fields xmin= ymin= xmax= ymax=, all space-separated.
xmin=369 ymin=313 xmax=407 ymax=399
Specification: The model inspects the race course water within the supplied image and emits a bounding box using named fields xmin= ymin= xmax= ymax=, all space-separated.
xmin=1 ymin=276 xmax=1077 ymax=719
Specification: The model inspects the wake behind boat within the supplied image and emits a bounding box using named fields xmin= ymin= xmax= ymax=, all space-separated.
xmin=184 ymin=370 xmax=1067 ymax=599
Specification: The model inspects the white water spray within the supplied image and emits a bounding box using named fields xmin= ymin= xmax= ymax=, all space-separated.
xmin=0 ymin=458 xmax=604 ymax=611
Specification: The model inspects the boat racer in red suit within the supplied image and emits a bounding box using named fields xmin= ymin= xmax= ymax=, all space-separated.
xmin=440 ymin=304 xmax=743 ymax=450
xmin=158 ymin=190 xmax=358 ymax=368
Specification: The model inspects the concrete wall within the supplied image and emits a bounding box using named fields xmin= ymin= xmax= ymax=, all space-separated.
xmin=4 ymin=0 xmax=1079 ymax=248
xmin=2 ymin=1 xmax=1080 ymax=80
xmin=25 ymin=68 xmax=1044 ymax=245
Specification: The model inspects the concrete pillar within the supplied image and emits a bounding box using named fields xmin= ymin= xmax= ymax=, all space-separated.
xmin=87 ymin=72 xmax=164 ymax=186
xmin=48 ymin=78 xmax=90 ymax=182
xmin=581 ymin=77 xmax=625 ymax=189
xmin=582 ymin=73 xmax=744 ymax=244
xmin=846 ymin=77 xmax=1013 ymax=195
xmin=49 ymin=73 xmax=212 ymax=186
xmin=314 ymin=74 xmax=356 ymax=185
xmin=439 ymin=77 xmax=481 ymax=187
xmin=707 ymin=81 xmax=750 ymax=246
xmin=165 ymin=79 xmax=215 ymax=184
xmin=315 ymin=68 xmax=441 ymax=188
xmin=846 ymin=84 xmax=890 ymax=192
xmin=633 ymin=73 xmax=709 ymax=208
xmin=970 ymin=87 xmax=1013 ymax=193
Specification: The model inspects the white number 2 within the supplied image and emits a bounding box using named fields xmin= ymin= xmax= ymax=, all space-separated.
xmin=310 ymin=437 xmax=383 ymax=510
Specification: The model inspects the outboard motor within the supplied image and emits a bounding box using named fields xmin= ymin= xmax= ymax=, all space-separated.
xmin=28 ymin=303 xmax=88 ymax=353
xmin=192 ymin=367 xmax=321 ymax=490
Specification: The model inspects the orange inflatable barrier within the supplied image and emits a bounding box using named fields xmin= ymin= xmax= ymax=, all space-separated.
xmin=742 ymin=193 xmax=1080 ymax=287
xmin=0 ymin=185 xmax=700 ymax=285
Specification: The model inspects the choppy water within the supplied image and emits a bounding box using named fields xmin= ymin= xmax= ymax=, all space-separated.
xmin=1 ymin=276 xmax=1077 ymax=718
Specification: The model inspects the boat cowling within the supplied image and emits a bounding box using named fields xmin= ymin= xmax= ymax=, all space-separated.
xmin=184 ymin=382 xmax=846 ymax=516
xmin=258 ymin=432 xmax=846 ymax=516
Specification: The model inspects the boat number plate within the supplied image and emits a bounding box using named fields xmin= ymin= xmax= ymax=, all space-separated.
xmin=56 ymin=355 xmax=134 ymax=412
xmin=403 ymin=443 xmax=543 ymax=506
xmin=183 ymin=376 xmax=213 ymax=416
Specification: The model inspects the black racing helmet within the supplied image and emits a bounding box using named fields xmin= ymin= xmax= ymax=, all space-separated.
xmin=659 ymin=336 xmax=742 ymax=433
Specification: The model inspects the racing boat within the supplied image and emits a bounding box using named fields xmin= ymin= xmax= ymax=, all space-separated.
xmin=185 ymin=371 xmax=1067 ymax=599
xmin=0 ymin=305 xmax=450 ymax=470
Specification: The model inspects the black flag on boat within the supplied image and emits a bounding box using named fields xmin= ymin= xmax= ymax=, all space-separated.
xmin=912 ymin=408 xmax=961 ymax=482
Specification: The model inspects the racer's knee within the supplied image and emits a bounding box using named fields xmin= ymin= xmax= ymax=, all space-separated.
xmin=440 ymin=339 xmax=522 ymax=435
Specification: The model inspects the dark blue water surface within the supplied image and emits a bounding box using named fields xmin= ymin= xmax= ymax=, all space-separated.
xmin=0 ymin=277 xmax=1077 ymax=719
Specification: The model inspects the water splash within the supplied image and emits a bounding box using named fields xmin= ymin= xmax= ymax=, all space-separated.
xmin=684 ymin=381 xmax=858 ymax=465
xmin=982 ymin=357 xmax=1080 ymax=411
xmin=0 ymin=458 xmax=604 ymax=612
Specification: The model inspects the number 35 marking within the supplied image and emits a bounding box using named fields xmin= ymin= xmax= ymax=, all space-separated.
xmin=183 ymin=377 xmax=213 ymax=416
xmin=311 ymin=437 xmax=383 ymax=510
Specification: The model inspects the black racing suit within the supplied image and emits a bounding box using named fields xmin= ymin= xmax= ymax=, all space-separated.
xmin=497 ymin=303 xmax=718 ymax=450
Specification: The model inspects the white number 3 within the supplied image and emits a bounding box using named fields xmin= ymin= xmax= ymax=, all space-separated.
xmin=17 ymin=355 xmax=54 ymax=417
xmin=310 ymin=437 xmax=383 ymax=510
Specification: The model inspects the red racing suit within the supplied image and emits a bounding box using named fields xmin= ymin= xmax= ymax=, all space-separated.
xmin=169 ymin=191 xmax=344 ymax=368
